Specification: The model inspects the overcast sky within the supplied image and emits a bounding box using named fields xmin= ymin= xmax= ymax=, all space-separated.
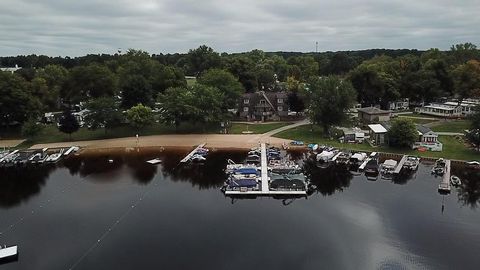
xmin=1 ymin=0 xmax=479 ymax=56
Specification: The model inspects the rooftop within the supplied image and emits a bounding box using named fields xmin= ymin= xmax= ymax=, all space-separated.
xmin=368 ymin=124 xmax=387 ymax=133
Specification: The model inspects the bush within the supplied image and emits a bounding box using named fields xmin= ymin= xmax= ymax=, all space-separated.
xmin=21 ymin=119 xmax=44 ymax=139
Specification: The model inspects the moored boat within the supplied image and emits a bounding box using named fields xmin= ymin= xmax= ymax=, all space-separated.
xmin=381 ymin=159 xmax=398 ymax=179
xmin=403 ymin=156 xmax=420 ymax=171
xmin=432 ymin=158 xmax=446 ymax=176
xmin=450 ymin=175 xmax=461 ymax=187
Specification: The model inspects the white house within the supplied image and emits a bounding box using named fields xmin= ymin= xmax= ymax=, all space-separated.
xmin=0 ymin=64 xmax=21 ymax=74
xmin=388 ymin=98 xmax=409 ymax=111
xmin=415 ymin=103 xmax=462 ymax=118
xmin=412 ymin=125 xmax=443 ymax=151
xmin=443 ymin=100 xmax=479 ymax=116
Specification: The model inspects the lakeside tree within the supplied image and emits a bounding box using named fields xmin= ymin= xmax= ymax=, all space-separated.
xmin=452 ymin=60 xmax=480 ymax=103
xmin=66 ymin=63 xmax=118 ymax=101
xmin=0 ymin=71 xmax=41 ymax=127
xmin=190 ymin=84 xmax=225 ymax=128
xmin=158 ymin=87 xmax=194 ymax=130
xmin=21 ymin=118 xmax=44 ymax=139
xmin=197 ymin=69 xmax=244 ymax=109
xmin=126 ymin=104 xmax=154 ymax=131
xmin=465 ymin=129 xmax=480 ymax=151
xmin=85 ymin=97 xmax=122 ymax=133
xmin=307 ymin=76 xmax=357 ymax=135
xmin=184 ymin=45 xmax=222 ymax=76
xmin=388 ymin=119 xmax=418 ymax=148
xmin=58 ymin=109 xmax=80 ymax=140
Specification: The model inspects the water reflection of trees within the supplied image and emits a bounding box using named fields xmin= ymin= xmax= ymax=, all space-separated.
xmin=162 ymin=151 xmax=246 ymax=190
xmin=303 ymin=158 xmax=353 ymax=196
xmin=454 ymin=167 xmax=480 ymax=208
xmin=0 ymin=165 xmax=55 ymax=208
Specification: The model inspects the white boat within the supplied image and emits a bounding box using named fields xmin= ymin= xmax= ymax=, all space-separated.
xmin=146 ymin=158 xmax=162 ymax=165
xmin=64 ymin=146 xmax=79 ymax=156
xmin=190 ymin=154 xmax=206 ymax=162
xmin=450 ymin=175 xmax=461 ymax=186
xmin=403 ymin=156 xmax=420 ymax=171
xmin=381 ymin=159 xmax=398 ymax=178
xmin=225 ymin=160 xmax=258 ymax=174
xmin=316 ymin=150 xmax=336 ymax=162
xmin=432 ymin=158 xmax=446 ymax=176
xmin=350 ymin=152 xmax=367 ymax=165
xmin=46 ymin=148 xmax=65 ymax=163
xmin=335 ymin=152 xmax=352 ymax=165
xmin=0 ymin=245 xmax=18 ymax=260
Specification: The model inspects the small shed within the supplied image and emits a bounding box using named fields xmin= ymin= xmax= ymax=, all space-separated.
xmin=368 ymin=124 xmax=388 ymax=145
xmin=358 ymin=107 xmax=391 ymax=124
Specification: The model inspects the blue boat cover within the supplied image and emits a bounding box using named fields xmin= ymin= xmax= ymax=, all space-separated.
xmin=234 ymin=168 xmax=258 ymax=175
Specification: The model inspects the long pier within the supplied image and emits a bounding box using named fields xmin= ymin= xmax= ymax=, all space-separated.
xmin=180 ymin=143 xmax=206 ymax=163
xmin=394 ymin=155 xmax=408 ymax=174
xmin=438 ymin=159 xmax=451 ymax=193
xmin=224 ymin=143 xmax=307 ymax=196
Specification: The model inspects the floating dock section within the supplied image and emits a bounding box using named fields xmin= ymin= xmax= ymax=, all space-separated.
xmin=224 ymin=143 xmax=307 ymax=196
xmin=393 ymin=155 xmax=408 ymax=174
xmin=438 ymin=159 xmax=451 ymax=193
xmin=180 ymin=143 xmax=206 ymax=163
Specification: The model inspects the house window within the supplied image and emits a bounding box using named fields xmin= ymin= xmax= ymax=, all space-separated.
xmin=244 ymin=99 xmax=249 ymax=104
xmin=260 ymin=100 xmax=266 ymax=105
xmin=277 ymin=98 xmax=283 ymax=104
xmin=243 ymin=107 xmax=249 ymax=112
xmin=278 ymin=106 xmax=283 ymax=111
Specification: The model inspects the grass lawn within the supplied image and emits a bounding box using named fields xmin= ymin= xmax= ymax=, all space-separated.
xmin=274 ymin=124 xmax=480 ymax=161
xmin=229 ymin=122 xmax=292 ymax=134
xmin=397 ymin=116 xmax=438 ymax=125
xmin=186 ymin=77 xmax=197 ymax=87
xmin=12 ymin=122 xmax=221 ymax=149
xmin=431 ymin=120 xmax=471 ymax=133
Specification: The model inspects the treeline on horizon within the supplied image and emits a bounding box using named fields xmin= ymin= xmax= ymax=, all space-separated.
xmin=1 ymin=43 xmax=479 ymax=130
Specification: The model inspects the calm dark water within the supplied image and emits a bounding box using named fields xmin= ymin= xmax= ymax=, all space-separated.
xmin=1 ymin=150 xmax=480 ymax=270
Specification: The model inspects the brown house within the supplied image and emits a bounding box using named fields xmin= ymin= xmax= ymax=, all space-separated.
xmin=357 ymin=107 xmax=391 ymax=124
xmin=239 ymin=91 xmax=288 ymax=121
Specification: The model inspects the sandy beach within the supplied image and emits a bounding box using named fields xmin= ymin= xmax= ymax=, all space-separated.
xmin=29 ymin=134 xmax=293 ymax=151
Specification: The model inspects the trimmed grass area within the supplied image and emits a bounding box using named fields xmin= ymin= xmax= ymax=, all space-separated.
xmin=397 ymin=116 xmax=438 ymax=125
xmin=431 ymin=120 xmax=471 ymax=133
xmin=11 ymin=122 xmax=221 ymax=149
xmin=186 ymin=77 xmax=197 ymax=87
xmin=229 ymin=122 xmax=292 ymax=134
xmin=274 ymin=124 xmax=480 ymax=161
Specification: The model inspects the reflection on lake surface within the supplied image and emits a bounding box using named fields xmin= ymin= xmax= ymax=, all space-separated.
xmin=1 ymin=149 xmax=480 ymax=270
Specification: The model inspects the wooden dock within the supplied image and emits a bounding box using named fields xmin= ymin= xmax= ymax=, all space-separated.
xmin=180 ymin=143 xmax=206 ymax=163
xmin=438 ymin=159 xmax=451 ymax=193
xmin=224 ymin=143 xmax=307 ymax=197
xmin=393 ymin=155 xmax=408 ymax=174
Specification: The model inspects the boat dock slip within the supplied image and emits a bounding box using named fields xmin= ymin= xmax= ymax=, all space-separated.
xmin=180 ymin=143 xmax=206 ymax=163
xmin=260 ymin=143 xmax=269 ymax=193
xmin=394 ymin=155 xmax=408 ymax=174
xmin=224 ymin=143 xmax=307 ymax=197
xmin=438 ymin=159 xmax=451 ymax=193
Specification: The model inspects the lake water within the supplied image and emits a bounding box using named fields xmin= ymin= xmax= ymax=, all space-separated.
xmin=1 ymin=149 xmax=479 ymax=270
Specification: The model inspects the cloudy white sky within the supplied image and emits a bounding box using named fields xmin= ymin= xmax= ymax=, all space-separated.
xmin=1 ymin=0 xmax=479 ymax=56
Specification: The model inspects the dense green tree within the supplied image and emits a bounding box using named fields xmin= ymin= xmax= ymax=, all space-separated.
xmin=470 ymin=105 xmax=480 ymax=130
xmin=158 ymin=87 xmax=195 ymax=130
xmin=197 ymin=69 xmax=244 ymax=109
xmin=349 ymin=56 xmax=400 ymax=108
xmin=452 ymin=60 xmax=480 ymax=103
xmin=450 ymin=43 xmax=479 ymax=64
xmin=307 ymin=76 xmax=357 ymax=134
xmin=66 ymin=63 xmax=118 ymax=102
xmin=21 ymin=118 xmax=44 ymax=138
xmin=121 ymin=75 xmax=153 ymax=108
xmin=36 ymin=64 xmax=69 ymax=110
xmin=465 ymin=129 xmax=480 ymax=151
xmin=85 ymin=97 xmax=123 ymax=132
xmin=226 ymin=55 xmax=258 ymax=92
xmin=190 ymin=84 xmax=225 ymax=126
xmin=58 ymin=109 xmax=80 ymax=139
xmin=0 ymin=72 xmax=41 ymax=126
xmin=325 ymin=53 xmax=355 ymax=75
xmin=287 ymin=56 xmax=319 ymax=80
xmin=126 ymin=104 xmax=154 ymax=131
xmin=388 ymin=119 xmax=417 ymax=148
xmin=184 ymin=45 xmax=222 ymax=76
xmin=256 ymin=69 xmax=276 ymax=90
